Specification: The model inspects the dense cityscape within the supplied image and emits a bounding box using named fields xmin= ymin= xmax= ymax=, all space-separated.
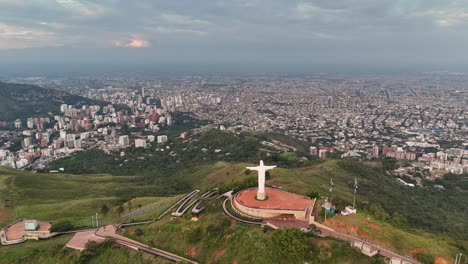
xmin=1 ymin=74 xmax=466 ymax=184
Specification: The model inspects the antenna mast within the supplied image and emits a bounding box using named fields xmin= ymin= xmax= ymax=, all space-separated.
xmin=353 ymin=177 xmax=358 ymax=209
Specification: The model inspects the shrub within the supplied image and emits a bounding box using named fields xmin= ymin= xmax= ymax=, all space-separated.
xmin=306 ymin=190 xmax=320 ymax=199
xmin=50 ymin=220 xmax=74 ymax=232
xmin=134 ymin=228 xmax=144 ymax=236
xmin=271 ymin=228 xmax=308 ymax=264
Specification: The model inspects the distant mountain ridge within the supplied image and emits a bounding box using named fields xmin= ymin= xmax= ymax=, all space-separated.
xmin=0 ymin=81 xmax=109 ymax=121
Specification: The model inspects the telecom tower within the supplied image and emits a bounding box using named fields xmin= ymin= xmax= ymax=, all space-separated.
xmin=352 ymin=177 xmax=358 ymax=209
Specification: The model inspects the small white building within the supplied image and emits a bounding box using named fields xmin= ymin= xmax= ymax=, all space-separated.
xmin=25 ymin=220 xmax=38 ymax=231
xmin=135 ymin=139 xmax=147 ymax=148
xmin=341 ymin=206 xmax=357 ymax=216
xmin=157 ymin=135 xmax=168 ymax=144
xmin=119 ymin=135 xmax=129 ymax=146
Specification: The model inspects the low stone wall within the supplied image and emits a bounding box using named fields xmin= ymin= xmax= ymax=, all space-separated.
xmin=233 ymin=195 xmax=307 ymax=220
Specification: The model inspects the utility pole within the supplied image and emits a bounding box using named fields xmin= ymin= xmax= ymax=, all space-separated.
xmin=324 ymin=178 xmax=333 ymax=222
xmin=353 ymin=177 xmax=358 ymax=209
xmin=324 ymin=206 xmax=327 ymax=222
xmin=96 ymin=213 xmax=99 ymax=227
xmin=91 ymin=216 xmax=95 ymax=228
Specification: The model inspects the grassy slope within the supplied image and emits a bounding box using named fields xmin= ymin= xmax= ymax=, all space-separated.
xmin=122 ymin=160 xmax=462 ymax=261
xmin=0 ymin=160 xmax=466 ymax=262
xmin=0 ymin=81 xmax=110 ymax=121
xmin=0 ymin=167 xmax=169 ymax=227
xmin=120 ymin=202 xmax=379 ymax=264
xmin=0 ymin=234 xmax=168 ymax=264
xmin=183 ymin=160 xmax=465 ymax=261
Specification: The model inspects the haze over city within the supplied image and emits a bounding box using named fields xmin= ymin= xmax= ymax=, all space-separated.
xmin=2 ymin=0 xmax=468 ymax=74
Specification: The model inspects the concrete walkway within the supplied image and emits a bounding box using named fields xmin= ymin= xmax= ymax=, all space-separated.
xmin=95 ymin=225 xmax=197 ymax=263
xmin=317 ymin=226 xmax=419 ymax=264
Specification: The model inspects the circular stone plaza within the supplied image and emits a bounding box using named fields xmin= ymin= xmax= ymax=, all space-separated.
xmin=230 ymin=161 xmax=316 ymax=229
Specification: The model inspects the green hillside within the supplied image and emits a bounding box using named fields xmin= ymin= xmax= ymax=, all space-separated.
xmin=1 ymin=159 xmax=467 ymax=263
xmin=0 ymin=234 xmax=170 ymax=264
xmin=0 ymin=81 xmax=111 ymax=121
xmin=0 ymin=166 xmax=179 ymax=227
xmin=120 ymin=201 xmax=382 ymax=264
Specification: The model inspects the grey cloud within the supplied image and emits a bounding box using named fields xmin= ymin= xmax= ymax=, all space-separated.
xmin=0 ymin=0 xmax=468 ymax=72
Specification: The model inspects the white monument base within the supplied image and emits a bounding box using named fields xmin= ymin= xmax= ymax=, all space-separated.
xmin=256 ymin=192 xmax=266 ymax=200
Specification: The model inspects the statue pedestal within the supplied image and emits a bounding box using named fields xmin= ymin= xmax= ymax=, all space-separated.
xmin=256 ymin=192 xmax=266 ymax=200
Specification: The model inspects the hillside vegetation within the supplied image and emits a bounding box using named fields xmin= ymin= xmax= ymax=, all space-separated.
xmin=0 ymin=81 xmax=110 ymax=121
xmin=0 ymin=167 xmax=178 ymax=227
xmin=1 ymin=142 xmax=467 ymax=262
xmin=120 ymin=202 xmax=383 ymax=264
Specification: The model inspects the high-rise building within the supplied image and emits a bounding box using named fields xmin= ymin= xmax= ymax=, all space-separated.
xmin=319 ymin=148 xmax=327 ymax=159
xmin=14 ymin=119 xmax=22 ymax=128
xmin=373 ymin=145 xmax=379 ymax=157
xmin=135 ymin=139 xmax=147 ymax=148
xmin=23 ymin=137 xmax=32 ymax=148
xmin=119 ymin=135 xmax=129 ymax=146
xmin=157 ymin=135 xmax=168 ymax=144
xmin=309 ymin=146 xmax=318 ymax=156
xmin=74 ymin=139 xmax=82 ymax=149
xmin=26 ymin=118 xmax=34 ymax=129
xmin=60 ymin=130 xmax=67 ymax=140
xmin=166 ymin=115 xmax=172 ymax=126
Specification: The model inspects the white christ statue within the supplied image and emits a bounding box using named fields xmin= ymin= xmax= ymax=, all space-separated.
xmin=246 ymin=160 xmax=276 ymax=200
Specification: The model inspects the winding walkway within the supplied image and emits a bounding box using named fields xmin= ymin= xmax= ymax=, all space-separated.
xmin=222 ymin=197 xmax=264 ymax=225
xmin=95 ymin=225 xmax=197 ymax=263
xmin=158 ymin=190 xmax=200 ymax=219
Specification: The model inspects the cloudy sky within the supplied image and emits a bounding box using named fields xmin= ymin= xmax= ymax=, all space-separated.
xmin=1 ymin=0 xmax=468 ymax=73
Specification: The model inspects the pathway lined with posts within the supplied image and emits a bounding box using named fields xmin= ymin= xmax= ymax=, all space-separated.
xmin=191 ymin=188 xmax=219 ymax=214
xmin=158 ymin=190 xmax=200 ymax=220
xmin=95 ymin=225 xmax=197 ymax=263
xmin=317 ymin=228 xmax=418 ymax=263
xmin=171 ymin=190 xmax=201 ymax=217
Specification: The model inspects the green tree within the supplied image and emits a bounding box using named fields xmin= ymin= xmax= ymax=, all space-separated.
xmin=134 ymin=228 xmax=144 ymax=236
xmin=415 ymin=252 xmax=435 ymax=264
xmin=50 ymin=220 xmax=74 ymax=232
xmin=271 ymin=228 xmax=308 ymax=264
xmin=116 ymin=205 xmax=124 ymax=217
xmin=306 ymin=190 xmax=320 ymax=199
xmin=369 ymin=204 xmax=390 ymax=221
xmin=100 ymin=204 xmax=109 ymax=216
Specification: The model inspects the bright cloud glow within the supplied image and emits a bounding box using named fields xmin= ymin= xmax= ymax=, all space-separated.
xmin=0 ymin=22 xmax=56 ymax=49
xmin=113 ymin=37 xmax=150 ymax=48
